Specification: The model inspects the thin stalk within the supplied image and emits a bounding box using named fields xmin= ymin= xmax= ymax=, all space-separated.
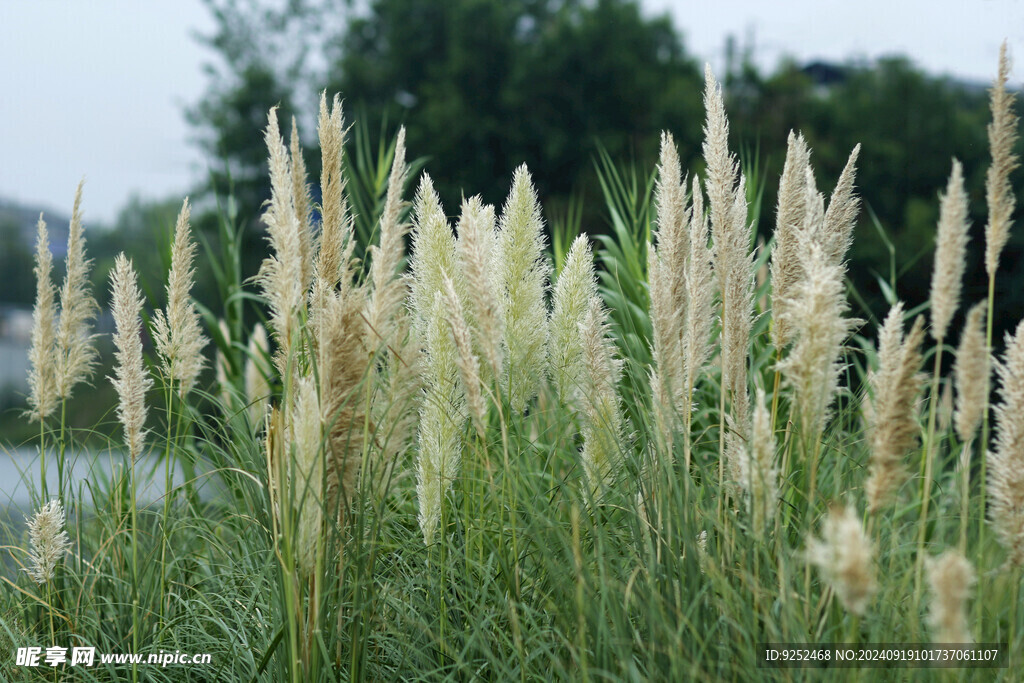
xmin=130 ymin=441 xmax=139 ymax=683
xmin=978 ymin=272 xmax=997 ymax=616
xmin=915 ymin=344 xmax=944 ymax=603
xmin=960 ymin=436 xmax=973 ymax=553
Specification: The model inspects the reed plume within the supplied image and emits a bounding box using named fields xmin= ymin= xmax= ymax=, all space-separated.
xmin=682 ymin=177 xmax=716 ymax=411
xmin=456 ymin=196 xmax=503 ymax=378
xmin=245 ymin=323 xmax=271 ymax=426
xmin=257 ymin=107 xmax=307 ymax=375
xmin=152 ymin=198 xmax=208 ymax=397
xmin=550 ymin=235 xmax=598 ymax=411
xmin=367 ymin=126 xmax=410 ymax=348
xmin=819 ymin=144 xmax=861 ymax=270
xmin=109 ymin=253 xmax=151 ymax=463
xmin=771 ymin=131 xmax=812 ymax=349
xmin=290 ymin=376 xmax=324 ymax=577
xmin=929 ymin=160 xmax=970 ymax=342
xmin=316 ymin=92 xmax=354 ymax=289
xmin=864 ymin=304 xmax=926 ymax=512
xmin=317 ymin=284 xmax=370 ymax=524
xmin=806 ymin=503 xmax=876 ymax=616
xmin=497 ymin=165 xmax=551 ymax=413
xmin=410 ymin=178 xmax=467 ymax=543
xmin=289 ymin=119 xmax=315 ymax=292
xmin=776 ymin=240 xmax=855 ymax=447
xmin=416 ymin=292 xmax=466 ymax=545
xmin=23 ymin=499 xmax=71 ymax=585
xmin=443 ymin=274 xmax=486 ymax=437
xmin=27 ymin=215 xmax=58 ymax=421
xmin=926 ymin=550 xmax=975 ymax=643
xmin=55 ymin=180 xmax=98 ymax=400
xmin=410 ymin=175 xmax=461 ymax=333
xmin=739 ymin=387 xmax=778 ymax=537
xmin=984 ymin=42 xmax=1019 ymax=279
xmin=702 ymin=65 xmax=753 ymax=431
xmin=579 ymin=296 xmax=626 ymax=498
xmin=648 ymin=132 xmax=689 ymax=422
xmin=988 ymin=319 xmax=1024 ymax=567
xmin=954 ymin=303 xmax=990 ymax=442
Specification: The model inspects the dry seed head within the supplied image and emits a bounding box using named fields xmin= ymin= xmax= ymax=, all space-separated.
xmin=550 ymin=235 xmax=598 ymax=410
xmin=55 ymin=180 xmax=99 ymax=399
xmin=27 ymin=215 xmax=58 ymax=421
xmin=456 ymin=196 xmax=504 ymax=378
xmin=317 ymin=284 xmax=370 ymax=524
xmin=929 ymin=160 xmax=970 ymax=341
xmin=24 ymin=499 xmax=71 ymax=585
xmin=703 ymin=66 xmax=753 ymax=419
xmin=683 ymin=176 xmax=716 ymax=402
xmin=806 ymin=503 xmax=877 ymax=616
xmin=416 ymin=292 xmax=467 ymax=545
xmin=367 ymin=126 xmax=411 ymax=348
xmin=152 ymin=198 xmax=208 ymax=397
xmin=410 ymin=175 xmax=461 ymax=334
xmin=289 ymin=376 xmax=324 ymax=576
xmin=776 ymin=242 xmax=855 ymax=446
xmin=740 ymin=387 xmax=778 ymax=537
xmin=648 ymin=132 xmax=690 ymax=435
xmin=316 ymin=92 xmax=354 ymax=288
xmin=289 ymin=119 xmax=315 ymax=291
xmin=109 ymin=253 xmax=152 ymax=463
xmin=926 ymin=550 xmax=975 ymax=644
xmin=819 ymin=144 xmax=862 ymax=269
xmin=988 ymin=319 xmax=1024 ymax=567
xmin=865 ymin=305 xmax=926 ymax=512
xmin=579 ymin=295 xmax=626 ymax=498
xmin=257 ymin=107 xmax=306 ymax=374
xmin=497 ymin=165 xmax=551 ymax=413
xmin=985 ymin=42 xmax=1019 ymax=278
xmin=771 ymin=131 xmax=812 ymax=350
xmin=443 ymin=274 xmax=487 ymax=437
xmin=245 ymin=323 xmax=271 ymax=426
xmin=953 ymin=303 xmax=990 ymax=442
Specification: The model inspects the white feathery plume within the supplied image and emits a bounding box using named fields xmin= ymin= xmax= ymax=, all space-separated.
xmin=988 ymin=319 xmax=1024 ymax=567
xmin=497 ymin=165 xmax=551 ymax=413
xmin=151 ymin=198 xmax=208 ymax=397
xmin=109 ymin=253 xmax=152 ymax=463
xmin=550 ymin=235 xmax=598 ymax=411
xmin=23 ymin=499 xmax=71 ymax=585
xmin=55 ymin=180 xmax=98 ymax=400
xmin=27 ymin=215 xmax=58 ymax=421
xmin=929 ymin=160 xmax=970 ymax=342
xmin=806 ymin=503 xmax=877 ymax=616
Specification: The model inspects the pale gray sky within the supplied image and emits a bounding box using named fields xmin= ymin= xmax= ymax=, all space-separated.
xmin=2 ymin=0 xmax=1023 ymax=223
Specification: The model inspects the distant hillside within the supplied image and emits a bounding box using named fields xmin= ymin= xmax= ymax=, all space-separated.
xmin=0 ymin=197 xmax=72 ymax=305
xmin=0 ymin=197 xmax=70 ymax=256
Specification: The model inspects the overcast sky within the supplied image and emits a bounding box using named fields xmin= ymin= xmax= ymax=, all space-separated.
xmin=2 ymin=0 xmax=1023 ymax=224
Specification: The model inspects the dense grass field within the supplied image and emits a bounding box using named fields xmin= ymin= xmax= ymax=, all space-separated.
xmin=2 ymin=54 xmax=1023 ymax=682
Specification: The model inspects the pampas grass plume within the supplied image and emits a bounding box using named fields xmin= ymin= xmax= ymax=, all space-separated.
xmin=929 ymin=160 xmax=970 ymax=342
xmin=984 ymin=42 xmax=1019 ymax=279
xmin=864 ymin=304 xmax=926 ymax=512
xmin=24 ymin=499 xmax=71 ymax=585
xmin=988 ymin=319 xmax=1024 ymax=567
xmin=56 ymin=180 xmax=98 ymax=400
xmin=110 ymin=253 xmax=152 ymax=463
xmin=806 ymin=503 xmax=876 ymax=616
xmin=152 ymin=198 xmax=208 ymax=397
xmin=497 ymin=165 xmax=551 ymax=413
xmin=926 ymin=550 xmax=975 ymax=644
xmin=953 ymin=303 xmax=990 ymax=442
xmin=550 ymin=234 xmax=598 ymax=410
xmin=27 ymin=215 xmax=58 ymax=421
